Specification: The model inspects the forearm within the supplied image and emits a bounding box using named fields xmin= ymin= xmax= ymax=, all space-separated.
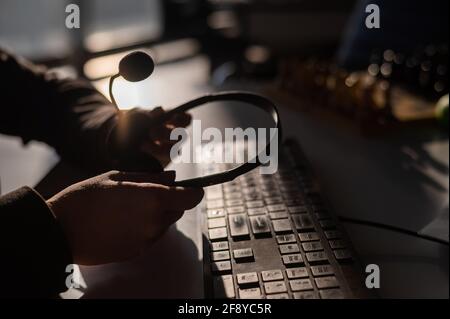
xmin=0 ymin=49 xmax=118 ymax=171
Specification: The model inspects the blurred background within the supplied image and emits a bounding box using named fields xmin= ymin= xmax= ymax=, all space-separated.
xmin=0 ymin=0 xmax=448 ymax=129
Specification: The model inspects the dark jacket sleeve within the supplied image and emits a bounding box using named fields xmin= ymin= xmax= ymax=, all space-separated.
xmin=0 ymin=49 xmax=119 ymax=298
xmin=0 ymin=48 xmax=118 ymax=171
xmin=0 ymin=187 xmax=73 ymax=298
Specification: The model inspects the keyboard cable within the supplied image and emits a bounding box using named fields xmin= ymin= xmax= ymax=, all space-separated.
xmin=337 ymin=216 xmax=449 ymax=246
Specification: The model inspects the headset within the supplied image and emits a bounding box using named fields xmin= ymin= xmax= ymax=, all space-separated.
xmin=109 ymin=51 xmax=282 ymax=187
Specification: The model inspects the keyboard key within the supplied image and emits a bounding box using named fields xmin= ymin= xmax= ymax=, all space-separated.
xmin=302 ymin=241 xmax=324 ymax=252
xmin=319 ymin=288 xmax=344 ymax=299
xmin=207 ymin=209 xmax=226 ymax=219
xmin=247 ymin=207 xmax=268 ymax=216
xmin=224 ymin=192 xmax=242 ymax=199
xmin=242 ymin=187 xmax=258 ymax=194
xmin=311 ymin=265 xmax=334 ymax=277
xmin=261 ymin=182 xmax=278 ymax=191
xmin=224 ymin=186 xmax=240 ymax=193
xmin=239 ymin=287 xmax=262 ymax=299
xmin=209 ymin=227 xmax=228 ymax=241
xmin=333 ymin=249 xmax=353 ymax=261
xmin=241 ymin=181 xmax=257 ymax=187
xmin=262 ymin=190 xmax=281 ymax=198
xmin=261 ymin=270 xmax=284 ymax=282
xmin=260 ymin=184 xmax=278 ymax=192
xmin=306 ymin=252 xmax=328 ymax=264
xmin=315 ymin=211 xmax=329 ymax=220
xmin=324 ymin=230 xmax=342 ymax=240
xmin=272 ymin=219 xmax=292 ymax=233
xmin=288 ymin=206 xmax=308 ymax=214
xmin=285 ymin=199 xmax=304 ymax=207
xmin=228 ymin=214 xmax=250 ymax=239
xmin=265 ymin=196 xmax=283 ymax=205
xmin=299 ymin=232 xmax=319 ymax=242
xmin=320 ymin=220 xmax=335 ymax=229
xmin=208 ymin=217 xmax=226 ymax=229
xmin=244 ymin=195 xmax=263 ymax=202
xmin=269 ymin=211 xmax=289 ymax=220
xmin=276 ymin=234 xmax=297 ymax=244
xmin=280 ymin=186 xmax=300 ymax=193
xmin=206 ymin=185 xmax=222 ymax=198
xmin=236 ymin=272 xmax=259 ymax=286
xmin=207 ymin=200 xmax=224 ymax=209
xmin=211 ymin=241 xmax=229 ymax=252
xmin=315 ymin=276 xmax=339 ymax=289
xmin=224 ymin=181 xmax=239 ymax=187
xmin=233 ymin=248 xmax=254 ymax=261
xmin=282 ymin=254 xmax=304 ymax=266
xmin=227 ymin=206 xmax=245 ymax=214
xmin=249 ymin=216 xmax=271 ymax=236
xmin=266 ymin=293 xmax=290 ymax=299
xmin=226 ymin=199 xmax=244 ymax=207
xmin=292 ymin=214 xmax=314 ymax=231
xmin=264 ymin=281 xmax=287 ymax=294
xmin=213 ymin=275 xmax=235 ymax=299
xmin=211 ymin=251 xmax=230 ymax=261
xmin=329 ymin=239 xmax=346 ymax=249
xmin=286 ymin=267 xmax=309 ymax=279
xmin=267 ymin=204 xmax=287 ymax=212
xmin=207 ymin=192 xmax=223 ymax=201
xmin=289 ymin=279 xmax=313 ymax=292
xmin=279 ymin=244 xmax=300 ymax=254
xmin=246 ymin=200 xmax=265 ymax=208
xmin=211 ymin=261 xmax=231 ymax=274
xmin=293 ymin=291 xmax=319 ymax=299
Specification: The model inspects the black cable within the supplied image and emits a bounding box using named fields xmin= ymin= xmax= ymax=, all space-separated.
xmin=338 ymin=216 xmax=449 ymax=246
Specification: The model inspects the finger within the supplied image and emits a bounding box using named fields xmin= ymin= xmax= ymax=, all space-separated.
xmin=148 ymin=106 xmax=165 ymax=120
xmin=166 ymin=113 xmax=192 ymax=128
xmin=141 ymin=141 xmax=170 ymax=157
xmin=110 ymin=170 xmax=176 ymax=185
xmin=155 ymin=186 xmax=205 ymax=211
xmin=149 ymin=124 xmax=172 ymax=142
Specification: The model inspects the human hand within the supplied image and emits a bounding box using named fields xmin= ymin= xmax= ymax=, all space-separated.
xmin=46 ymin=170 xmax=203 ymax=265
xmin=110 ymin=107 xmax=191 ymax=171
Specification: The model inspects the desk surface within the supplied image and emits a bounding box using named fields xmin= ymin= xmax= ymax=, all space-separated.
xmin=0 ymin=55 xmax=448 ymax=298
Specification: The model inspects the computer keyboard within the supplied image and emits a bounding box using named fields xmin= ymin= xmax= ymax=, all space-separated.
xmin=201 ymin=138 xmax=373 ymax=299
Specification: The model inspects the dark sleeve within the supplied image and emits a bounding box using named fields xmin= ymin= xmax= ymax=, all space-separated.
xmin=0 ymin=187 xmax=73 ymax=298
xmin=0 ymin=48 xmax=118 ymax=171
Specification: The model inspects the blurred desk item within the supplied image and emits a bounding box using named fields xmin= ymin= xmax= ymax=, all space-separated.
xmin=272 ymin=47 xmax=448 ymax=136
xmin=211 ymin=0 xmax=356 ymax=54
xmin=0 ymin=55 xmax=447 ymax=298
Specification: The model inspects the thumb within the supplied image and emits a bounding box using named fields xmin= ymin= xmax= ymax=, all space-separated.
xmin=160 ymin=186 xmax=205 ymax=211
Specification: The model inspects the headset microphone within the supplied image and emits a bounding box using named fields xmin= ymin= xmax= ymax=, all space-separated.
xmin=109 ymin=51 xmax=155 ymax=107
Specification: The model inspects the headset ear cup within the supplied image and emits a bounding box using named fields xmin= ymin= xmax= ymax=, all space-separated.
xmin=165 ymin=91 xmax=281 ymax=187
